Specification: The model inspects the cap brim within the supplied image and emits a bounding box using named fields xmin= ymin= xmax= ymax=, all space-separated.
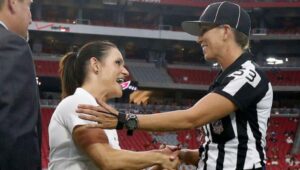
xmin=181 ymin=21 xmax=215 ymax=36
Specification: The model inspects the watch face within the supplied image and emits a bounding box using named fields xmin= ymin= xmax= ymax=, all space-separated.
xmin=127 ymin=119 xmax=137 ymax=130
xmin=126 ymin=114 xmax=138 ymax=130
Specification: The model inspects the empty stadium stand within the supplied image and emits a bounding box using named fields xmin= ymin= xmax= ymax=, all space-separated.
xmin=167 ymin=67 xmax=300 ymax=86
xmin=41 ymin=108 xmax=55 ymax=169
xmin=126 ymin=61 xmax=173 ymax=84
xmin=34 ymin=60 xmax=59 ymax=77
xmin=117 ymin=130 xmax=154 ymax=151
xmin=267 ymin=70 xmax=300 ymax=86
xmin=266 ymin=117 xmax=300 ymax=169
xmin=34 ymin=59 xmax=300 ymax=87
xmin=167 ymin=68 xmax=217 ymax=85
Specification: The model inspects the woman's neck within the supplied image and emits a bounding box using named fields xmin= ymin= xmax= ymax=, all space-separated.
xmin=81 ymin=84 xmax=108 ymax=103
xmin=218 ymin=44 xmax=244 ymax=71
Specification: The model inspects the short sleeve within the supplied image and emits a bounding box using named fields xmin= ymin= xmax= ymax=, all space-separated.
xmin=213 ymin=67 xmax=262 ymax=111
xmin=64 ymin=110 xmax=97 ymax=133
xmin=56 ymin=100 xmax=97 ymax=134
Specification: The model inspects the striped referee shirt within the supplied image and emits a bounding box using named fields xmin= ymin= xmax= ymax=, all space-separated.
xmin=198 ymin=52 xmax=273 ymax=170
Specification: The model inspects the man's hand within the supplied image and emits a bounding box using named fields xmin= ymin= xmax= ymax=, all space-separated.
xmin=76 ymin=100 xmax=119 ymax=129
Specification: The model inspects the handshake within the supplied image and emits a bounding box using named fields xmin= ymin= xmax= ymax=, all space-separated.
xmin=151 ymin=144 xmax=199 ymax=170
xmin=76 ymin=103 xmax=201 ymax=169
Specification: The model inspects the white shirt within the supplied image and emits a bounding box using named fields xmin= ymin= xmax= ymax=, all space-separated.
xmin=0 ymin=21 xmax=8 ymax=29
xmin=48 ymin=88 xmax=120 ymax=170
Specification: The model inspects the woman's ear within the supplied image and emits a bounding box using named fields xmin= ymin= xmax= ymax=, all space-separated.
xmin=90 ymin=57 xmax=101 ymax=74
xmin=222 ymin=25 xmax=232 ymax=41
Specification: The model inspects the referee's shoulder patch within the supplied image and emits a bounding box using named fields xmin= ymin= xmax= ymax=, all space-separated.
xmin=228 ymin=62 xmax=261 ymax=88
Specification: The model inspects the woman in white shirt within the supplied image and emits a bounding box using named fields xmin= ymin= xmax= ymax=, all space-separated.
xmin=48 ymin=41 xmax=179 ymax=170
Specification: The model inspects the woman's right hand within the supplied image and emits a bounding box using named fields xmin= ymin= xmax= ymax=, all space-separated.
xmin=159 ymin=149 xmax=180 ymax=170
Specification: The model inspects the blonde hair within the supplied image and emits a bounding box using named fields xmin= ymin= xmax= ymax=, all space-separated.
xmin=233 ymin=29 xmax=250 ymax=50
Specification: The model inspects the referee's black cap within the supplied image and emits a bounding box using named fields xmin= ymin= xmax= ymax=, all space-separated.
xmin=181 ymin=1 xmax=251 ymax=36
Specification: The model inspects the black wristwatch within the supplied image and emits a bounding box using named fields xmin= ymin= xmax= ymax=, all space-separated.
xmin=116 ymin=111 xmax=126 ymax=130
xmin=125 ymin=113 xmax=138 ymax=136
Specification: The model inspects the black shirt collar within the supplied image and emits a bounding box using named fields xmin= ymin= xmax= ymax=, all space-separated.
xmin=215 ymin=52 xmax=253 ymax=84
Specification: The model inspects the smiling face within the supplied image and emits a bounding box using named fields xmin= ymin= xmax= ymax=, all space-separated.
xmin=98 ymin=47 xmax=129 ymax=99
xmin=197 ymin=25 xmax=225 ymax=62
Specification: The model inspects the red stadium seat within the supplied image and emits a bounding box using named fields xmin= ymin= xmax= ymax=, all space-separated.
xmin=41 ymin=108 xmax=55 ymax=169
xmin=34 ymin=60 xmax=59 ymax=77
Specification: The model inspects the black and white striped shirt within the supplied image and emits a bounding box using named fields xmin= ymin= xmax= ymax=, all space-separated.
xmin=198 ymin=52 xmax=273 ymax=170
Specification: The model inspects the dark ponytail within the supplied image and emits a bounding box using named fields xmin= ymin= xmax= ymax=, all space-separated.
xmin=59 ymin=52 xmax=78 ymax=99
xmin=59 ymin=41 xmax=117 ymax=99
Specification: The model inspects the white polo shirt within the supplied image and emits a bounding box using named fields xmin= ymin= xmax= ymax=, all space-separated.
xmin=48 ymin=88 xmax=120 ymax=170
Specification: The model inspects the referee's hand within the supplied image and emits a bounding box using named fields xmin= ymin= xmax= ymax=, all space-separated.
xmin=77 ymin=100 xmax=118 ymax=129
xmin=159 ymin=144 xmax=181 ymax=170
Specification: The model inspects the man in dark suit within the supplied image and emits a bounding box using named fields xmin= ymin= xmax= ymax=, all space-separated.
xmin=0 ymin=0 xmax=41 ymax=169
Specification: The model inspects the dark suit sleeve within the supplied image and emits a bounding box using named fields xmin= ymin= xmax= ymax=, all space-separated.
xmin=0 ymin=32 xmax=41 ymax=167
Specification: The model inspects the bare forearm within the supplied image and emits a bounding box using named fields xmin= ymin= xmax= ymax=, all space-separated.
xmin=137 ymin=93 xmax=235 ymax=131
xmin=76 ymin=93 xmax=235 ymax=132
xmin=106 ymin=151 xmax=162 ymax=169
xmin=73 ymin=126 xmax=175 ymax=170
xmin=87 ymin=145 xmax=168 ymax=170
xmin=137 ymin=109 xmax=197 ymax=131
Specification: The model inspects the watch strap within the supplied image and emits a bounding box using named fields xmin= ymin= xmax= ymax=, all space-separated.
xmin=125 ymin=113 xmax=138 ymax=136
xmin=116 ymin=112 xmax=126 ymax=130
xmin=127 ymin=129 xmax=133 ymax=136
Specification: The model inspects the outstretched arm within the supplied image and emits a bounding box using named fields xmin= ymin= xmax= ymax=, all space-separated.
xmin=77 ymin=92 xmax=236 ymax=131
xmin=73 ymin=125 xmax=179 ymax=170
xmin=137 ymin=93 xmax=236 ymax=131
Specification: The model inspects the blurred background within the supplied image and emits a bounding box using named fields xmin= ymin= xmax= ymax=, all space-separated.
xmin=29 ymin=0 xmax=300 ymax=169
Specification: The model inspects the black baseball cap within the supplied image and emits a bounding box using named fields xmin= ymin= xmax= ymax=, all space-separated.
xmin=182 ymin=1 xmax=251 ymax=36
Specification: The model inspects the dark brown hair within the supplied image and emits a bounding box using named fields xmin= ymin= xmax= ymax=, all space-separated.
xmin=59 ymin=41 xmax=117 ymax=99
